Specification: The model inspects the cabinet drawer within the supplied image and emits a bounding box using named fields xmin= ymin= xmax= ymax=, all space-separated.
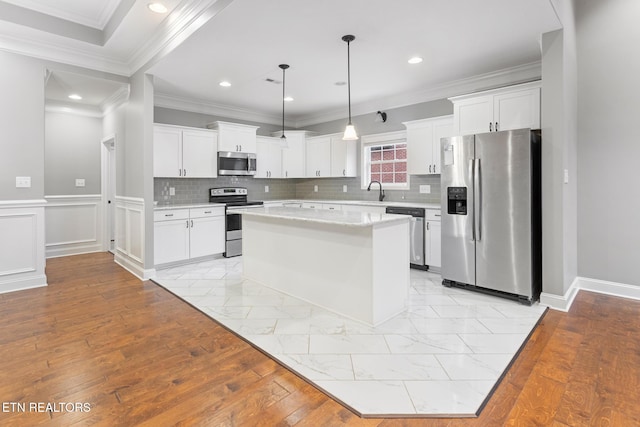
xmin=189 ymin=206 xmax=225 ymax=219
xmin=154 ymin=209 xmax=189 ymax=222
xmin=425 ymin=209 xmax=441 ymax=221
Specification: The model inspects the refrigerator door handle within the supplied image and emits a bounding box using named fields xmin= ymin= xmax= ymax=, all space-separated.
xmin=475 ymin=158 xmax=482 ymax=241
xmin=469 ymin=159 xmax=476 ymax=242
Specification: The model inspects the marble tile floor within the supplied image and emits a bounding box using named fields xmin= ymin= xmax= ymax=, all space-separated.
xmin=152 ymin=257 xmax=547 ymax=417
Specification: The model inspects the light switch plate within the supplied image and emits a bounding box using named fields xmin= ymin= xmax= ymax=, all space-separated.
xmin=563 ymin=169 xmax=569 ymax=184
xmin=16 ymin=176 xmax=31 ymax=188
xmin=75 ymin=179 xmax=85 ymax=187
xmin=419 ymin=185 xmax=431 ymax=194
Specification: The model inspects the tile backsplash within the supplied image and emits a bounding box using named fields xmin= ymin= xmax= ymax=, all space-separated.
xmin=154 ymin=175 xmax=441 ymax=205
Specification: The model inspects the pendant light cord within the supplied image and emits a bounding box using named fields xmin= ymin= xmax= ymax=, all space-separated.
xmin=347 ymin=38 xmax=352 ymax=125
xmin=279 ymin=64 xmax=289 ymax=139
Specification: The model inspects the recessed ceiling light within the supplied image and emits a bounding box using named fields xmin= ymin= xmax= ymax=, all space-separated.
xmin=408 ymin=56 xmax=423 ymax=65
xmin=284 ymin=96 xmax=294 ymax=102
xmin=147 ymin=3 xmax=168 ymax=13
xmin=68 ymin=94 xmax=82 ymax=100
xmin=219 ymin=81 xmax=231 ymax=87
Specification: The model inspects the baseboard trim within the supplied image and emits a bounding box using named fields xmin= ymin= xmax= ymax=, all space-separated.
xmin=542 ymin=276 xmax=640 ymax=312
xmin=577 ymin=276 xmax=640 ymax=301
xmin=114 ymin=252 xmax=156 ymax=281
xmin=0 ymin=274 xmax=47 ymax=294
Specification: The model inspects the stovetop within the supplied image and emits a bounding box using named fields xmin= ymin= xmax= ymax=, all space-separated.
xmin=209 ymin=187 xmax=263 ymax=207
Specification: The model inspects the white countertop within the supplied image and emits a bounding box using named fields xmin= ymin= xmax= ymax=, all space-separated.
xmin=154 ymin=202 xmax=225 ymax=211
xmin=153 ymin=199 xmax=440 ymax=211
xmin=270 ymin=199 xmax=441 ymax=210
xmin=239 ymin=206 xmax=410 ymax=227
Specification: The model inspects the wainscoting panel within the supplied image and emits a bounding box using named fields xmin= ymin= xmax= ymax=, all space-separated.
xmin=0 ymin=200 xmax=47 ymax=293
xmin=114 ymin=196 xmax=151 ymax=280
xmin=45 ymin=195 xmax=102 ymax=258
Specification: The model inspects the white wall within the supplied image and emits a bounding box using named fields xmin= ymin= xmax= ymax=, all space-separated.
xmin=45 ymin=111 xmax=102 ymax=195
xmin=575 ymin=0 xmax=640 ymax=287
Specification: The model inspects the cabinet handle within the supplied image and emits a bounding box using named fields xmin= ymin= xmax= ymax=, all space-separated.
xmin=343 ymin=169 xmax=346 ymax=176
xmin=427 ymin=222 xmax=430 ymax=231
xmin=179 ymin=169 xmax=182 ymax=176
xmin=186 ymin=220 xmax=189 ymax=228
xmin=489 ymin=122 xmax=493 ymax=132
xmin=204 ymin=211 xmax=211 ymax=214
xmin=429 ymin=165 xmax=432 ymax=173
xmin=164 ymin=213 xmax=174 ymax=217
xmin=239 ymin=145 xmax=242 ymax=152
xmin=495 ymin=122 xmax=499 ymax=131
xmin=183 ymin=169 xmax=186 ymax=176
xmin=191 ymin=220 xmax=193 ymax=228
xmin=433 ymin=164 xmax=437 ymax=174
xmin=286 ymin=171 xmax=288 ymax=177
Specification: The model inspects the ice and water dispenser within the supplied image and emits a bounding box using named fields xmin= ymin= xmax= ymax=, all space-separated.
xmin=447 ymin=187 xmax=467 ymax=215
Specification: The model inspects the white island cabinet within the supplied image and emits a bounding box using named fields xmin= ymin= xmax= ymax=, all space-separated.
xmin=239 ymin=207 xmax=410 ymax=325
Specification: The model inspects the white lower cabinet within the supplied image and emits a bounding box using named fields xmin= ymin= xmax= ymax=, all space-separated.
xmin=154 ymin=207 xmax=225 ymax=265
xmin=424 ymin=209 xmax=441 ymax=268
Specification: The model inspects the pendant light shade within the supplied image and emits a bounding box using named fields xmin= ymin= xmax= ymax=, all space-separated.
xmin=279 ymin=64 xmax=289 ymax=148
xmin=341 ymin=34 xmax=358 ymax=141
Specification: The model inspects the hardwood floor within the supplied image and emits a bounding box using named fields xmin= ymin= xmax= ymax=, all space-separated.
xmin=0 ymin=253 xmax=638 ymax=426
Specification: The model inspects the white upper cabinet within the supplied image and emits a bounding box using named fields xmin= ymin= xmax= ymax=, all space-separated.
xmin=153 ymin=124 xmax=217 ymax=178
xmin=209 ymin=121 xmax=258 ymax=153
xmin=276 ymin=130 xmax=313 ymax=178
xmin=403 ymin=115 xmax=453 ymax=175
xmin=306 ymin=133 xmax=357 ymax=178
xmin=330 ymin=134 xmax=357 ymax=177
xmin=255 ymin=136 xmax=283 ymax=178
xmin=306 ymin=135 xmax=331 ymax=177
xmin=450 ymin=81 xmax=541 ymax=135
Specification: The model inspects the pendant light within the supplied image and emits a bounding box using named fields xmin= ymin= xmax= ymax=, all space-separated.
xmin=341 ymin=35 xmax=358 ymax=140
xmin=279 ymin=64 xmax=289 ymax=148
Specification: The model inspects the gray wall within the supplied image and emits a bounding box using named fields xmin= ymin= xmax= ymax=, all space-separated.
xmin=303 ymin=99 xmax=453 ymax=136
xmin=154 ymin=106 xmax=283 ymax=136
xmin=575 ymin=0 xmax=640 ymax=286
xmin=45 ymin=111 xmax=102 ymax=195
xmin=0 ymin=51 xmax=45 ymax=200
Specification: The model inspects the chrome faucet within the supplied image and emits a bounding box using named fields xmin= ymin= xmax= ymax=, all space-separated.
xmin=367 ymin=180 xmax=385 ymax=202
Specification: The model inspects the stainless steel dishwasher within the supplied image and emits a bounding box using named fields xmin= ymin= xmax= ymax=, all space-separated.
xmin=385 ymin=206 xmax=427 ymax=270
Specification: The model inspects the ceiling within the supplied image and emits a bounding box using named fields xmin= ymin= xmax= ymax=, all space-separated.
xmin=0 ymin=0 xmax=562 ymax=125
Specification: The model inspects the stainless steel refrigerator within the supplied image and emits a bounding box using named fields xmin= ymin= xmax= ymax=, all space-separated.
xmin=440 ymin=128 xmax=541 ymax=304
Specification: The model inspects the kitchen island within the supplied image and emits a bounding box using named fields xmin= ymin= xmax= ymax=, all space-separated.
xmin=239 ymin=206 xmax=410 ymax=325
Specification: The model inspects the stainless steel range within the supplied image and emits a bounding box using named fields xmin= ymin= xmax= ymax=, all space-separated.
xmin=209 ymin=187 xmax=264 ymax=257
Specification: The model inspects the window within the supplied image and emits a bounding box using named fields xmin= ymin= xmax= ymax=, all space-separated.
xmin=361 ymin=133 xmax=409 ymax=190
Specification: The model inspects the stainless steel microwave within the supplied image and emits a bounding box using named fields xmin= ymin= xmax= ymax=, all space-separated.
xmin=218 ymin=151 xmax=256 ymax=176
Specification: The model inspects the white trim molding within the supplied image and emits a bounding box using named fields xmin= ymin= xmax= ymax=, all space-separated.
xmin=44 ymin=195 xmax=103 ymax=258
xmin=113 ymin=196 xmax=154 ymax=280
xmin=0 ymin=200 xmax=47 ymax=294
xmin=541 ymin=276 xmax=640 ymax=312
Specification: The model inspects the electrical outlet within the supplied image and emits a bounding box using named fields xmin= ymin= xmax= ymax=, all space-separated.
xmin=419 ymin=185 xmax=431 ymax=194
xmin=343 ymin=185 xmax=348 ymax=193
xmin=264 ymin=185 xmax=269 ymax=193
xmin=563 ymin=169 xmax=569 ymax=184
xmin=314 ymin=185 xmax=318 ymax=192
xmin=169 ymin=187 xmax=175 ymax=196
xmin=16 ymin=176 xmax=31 ymax=188
xmin=75 ymin=179 xmax=85 ymax=187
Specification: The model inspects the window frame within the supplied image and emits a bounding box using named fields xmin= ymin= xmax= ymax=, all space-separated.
xmin=360 ymin=131 xmax=409 ymax=190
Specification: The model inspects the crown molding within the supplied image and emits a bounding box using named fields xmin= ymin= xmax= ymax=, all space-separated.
xmin=153 ymin=61 xmax=542 ymax=129
xmin=102 ymin=85 xmax=130 ymax=115
xmin=293 ymin=61 xmax=542 ymax=128
xmin=154 ymin=92 xmax=295 ymax=127
xmin=0 ymin=31 xmax=130 ymax=75
xmin=127 ymin=0 xmax=234 ymax=75
xmin=46 ymin=101 xmax=103 ymax=118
